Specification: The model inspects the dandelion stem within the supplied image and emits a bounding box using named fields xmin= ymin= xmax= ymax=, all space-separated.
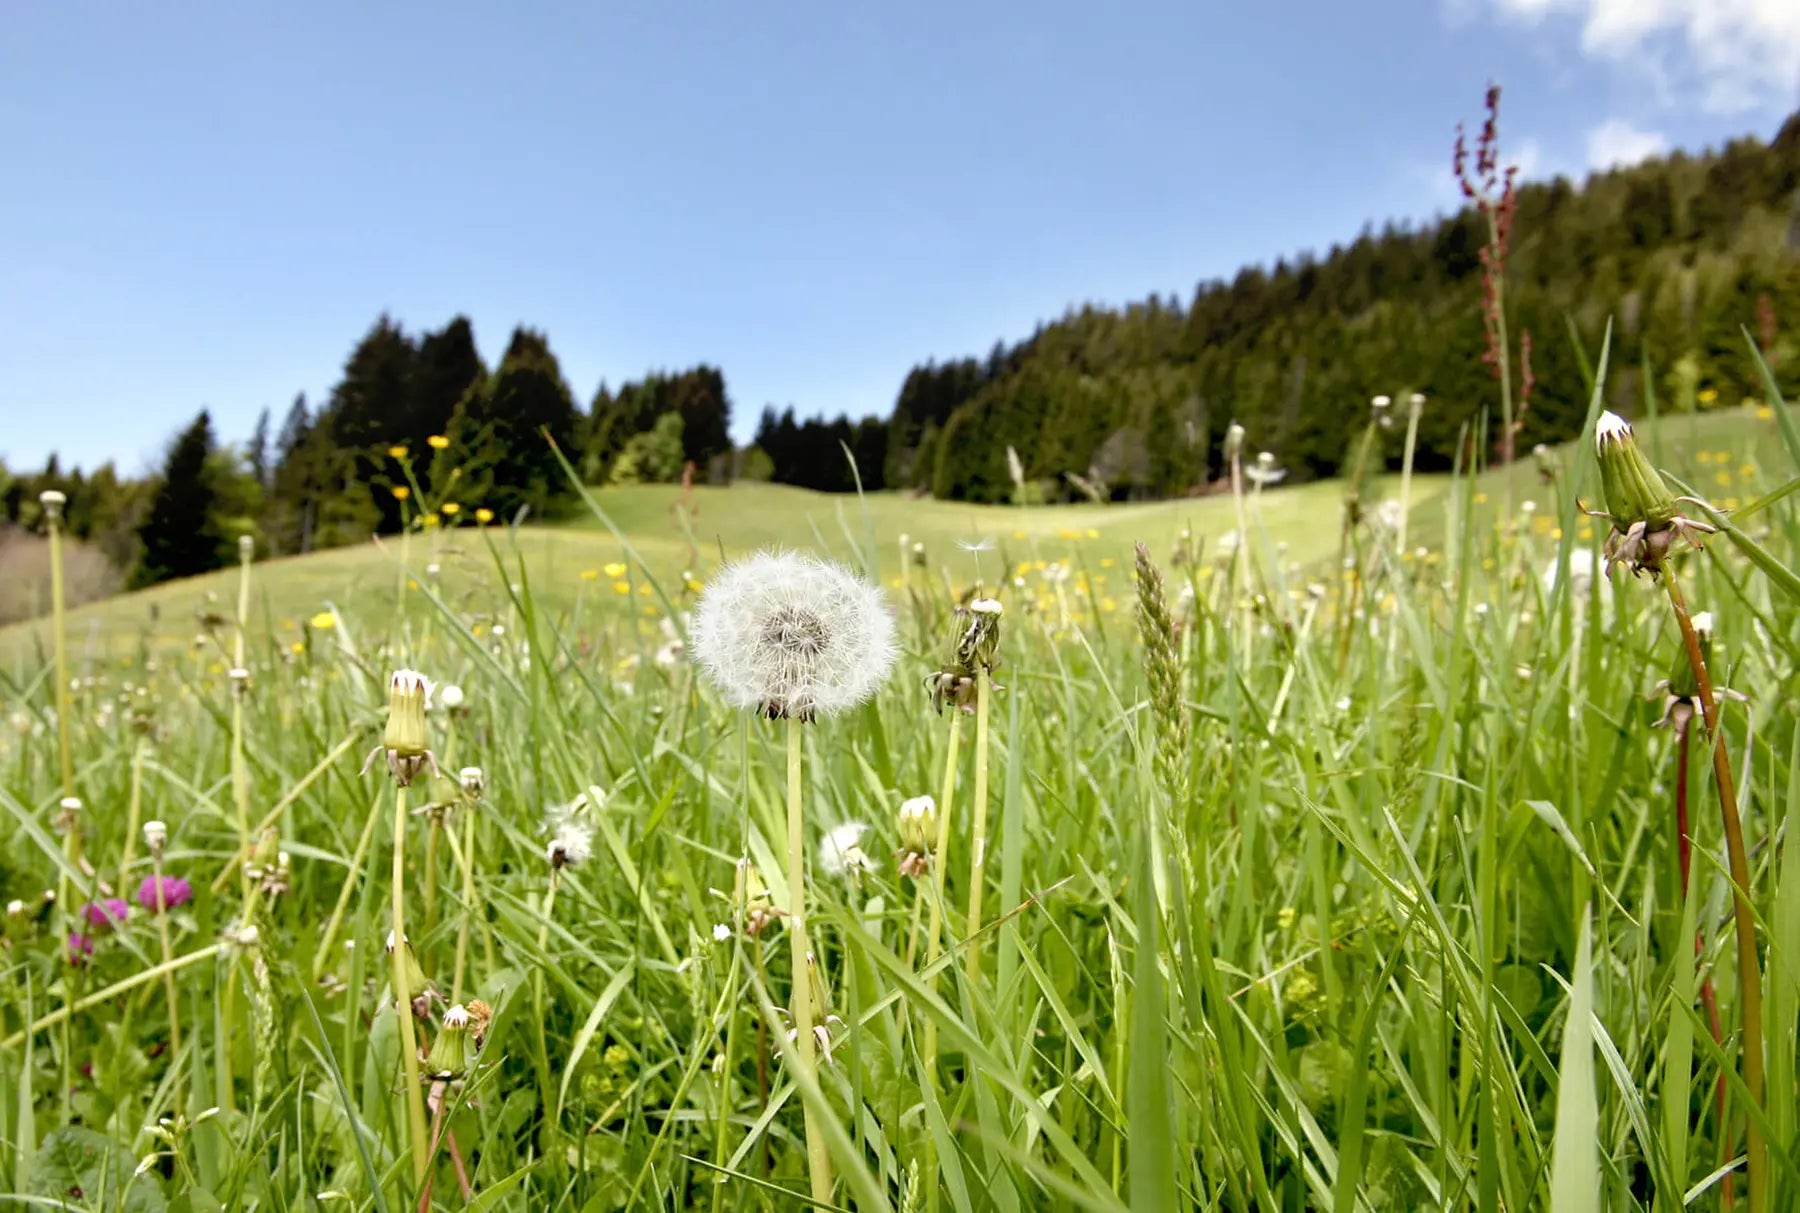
xmin=1664 ymin=568 xmax=1764 ymax=1210
xmin=1398 ymin=394 xmax=1422 ymax=553
xmin=120 ymin=737 xmax=146 ymax=892
xmin=46 ymin=506 xmax=73 ymax=803
xmin=964 ymin=668 xmax=992 ymax=982
xmin=231 ymin=542 xmax=253 ymax=903
xmin=784 ymin=714 xmax=833 ymax=1204
xmin=391 ymin=783 xmax=431 ymax=1190
xmin=451 ymin=804 xmax=479 ymax=1005
xmin=1674 ymin=716 xmax=1731 ymax=1198
xmin=152 ymin=849 xmax=183 ymax=1110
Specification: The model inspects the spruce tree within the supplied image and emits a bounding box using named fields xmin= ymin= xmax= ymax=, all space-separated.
xmin=135 ymin=410 xmax=228 ymax=586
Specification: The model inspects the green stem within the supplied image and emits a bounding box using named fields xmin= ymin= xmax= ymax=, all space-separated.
xmin=1664 ymin=569 xmax=1765 ymax=1211
xmin=3 ymin=945 xmax=223 ymax=1049
xmin=785 ymin=715 xmax=833 ymax=1204
xmin=1398 ymin=395 xmax=1422 ymax=554
xmin=391 ymin=783 xmax=431 ymax=1189
xmin=232 ymin=542 xmax=253 ymax=902
xmin=47 ymin=512 xmax=73 ymax=802
xmin=313 ymin=788 xmax=384 ymax=982
xmin=152 ymin=849 xmax=183 ymax=1113
xmin=451 ymin=805 xmax=479 ymax=1005
xmin=964 ymin=669 xmax=992 ymax=981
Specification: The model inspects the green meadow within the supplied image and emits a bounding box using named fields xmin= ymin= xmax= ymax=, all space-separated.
xmin=4 ymin=392 xmax=1800 ymax=1211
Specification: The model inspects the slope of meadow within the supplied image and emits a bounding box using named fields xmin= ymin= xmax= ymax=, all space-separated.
xmin=2 ymin=395 xmax=1797 ymax=1211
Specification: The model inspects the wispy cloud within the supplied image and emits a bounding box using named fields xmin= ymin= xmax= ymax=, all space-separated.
xmin=1585 ymin=119 xmax=1668 ymax=169
xmin=1473 ymin=0 xmax=1800 ymax=115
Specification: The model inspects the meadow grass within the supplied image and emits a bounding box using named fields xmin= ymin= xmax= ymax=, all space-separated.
xmin=2 ymin=392 xmax=1798 ymax=1211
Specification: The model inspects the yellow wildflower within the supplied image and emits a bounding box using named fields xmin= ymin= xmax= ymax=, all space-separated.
xmin=1085 ymin=527 xmax=1099 ymax=539
xmin=388 ymin=445 xmax=408 ymax=459
xmin=441 ymin=502 xmax=461 ymax=516
xmin=612 ymin=581 xmax=631 ymax=595
xmin=309 ymin=611 xmax=337 ymax=630
xmin=427 ymin=434 xmax=450 ymax=450
xmin=475 ymin=508 xmax=494 ymax=524
xmin=391 ymin=485 xmax=411 ymax=501
xmin=581 ymin=569 xmax=600 ymax=581
xmin=423 ymin=513 xmax=440 ymax=528
xmin=603 ymin=561 xmax=628 ymax=578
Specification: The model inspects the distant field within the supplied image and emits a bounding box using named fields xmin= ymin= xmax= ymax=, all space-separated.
xmin=0 ymin=402 xmax=1779 ymax=663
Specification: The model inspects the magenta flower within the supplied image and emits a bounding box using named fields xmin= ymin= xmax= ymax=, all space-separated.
xmin=80 ymin=898 xmax=130 ymax=932
xmin=66 ymin=932 xmax=94 ymax=964
xmin=136 ymin=875 xmax=192 ymax=914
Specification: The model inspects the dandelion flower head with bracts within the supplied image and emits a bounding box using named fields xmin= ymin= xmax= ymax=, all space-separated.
xmin=690 ymin=550 xmax=898 ymax=719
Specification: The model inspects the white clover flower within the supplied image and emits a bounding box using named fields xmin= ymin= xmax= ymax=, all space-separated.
xmin=689 ymin=551 xmax=897 ymax=720
xmin=818 ymin=822 xmax=875 ymax=879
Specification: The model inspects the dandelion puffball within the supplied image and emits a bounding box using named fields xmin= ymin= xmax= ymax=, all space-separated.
xmin=690 ymin=551 xmax=898 ymax=720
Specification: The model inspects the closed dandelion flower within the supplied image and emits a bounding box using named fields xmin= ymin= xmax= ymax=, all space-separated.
xmin=689 ymin=551 xmax=897 ymax=720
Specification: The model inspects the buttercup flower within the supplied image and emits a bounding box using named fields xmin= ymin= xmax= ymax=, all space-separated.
xmin=689 ymin=551 xmax=897 ymax=720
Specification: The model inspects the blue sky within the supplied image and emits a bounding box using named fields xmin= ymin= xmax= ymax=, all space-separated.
xmin=2 ymin=1 xmax=1794 ymax=472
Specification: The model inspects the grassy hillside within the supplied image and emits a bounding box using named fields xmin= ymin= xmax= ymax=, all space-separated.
xmin=1 ymin=401 xmax=1778 ymax=664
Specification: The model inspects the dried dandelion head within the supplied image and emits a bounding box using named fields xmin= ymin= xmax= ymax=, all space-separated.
xmin=689 ymin=551 xmax=897 ymax=721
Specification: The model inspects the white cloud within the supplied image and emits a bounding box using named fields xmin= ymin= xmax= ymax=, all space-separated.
xmin=1478 ymin=0 xmax=1800 ymax=115
xmin=1586 ymin=119 xmax=1669 ymax=169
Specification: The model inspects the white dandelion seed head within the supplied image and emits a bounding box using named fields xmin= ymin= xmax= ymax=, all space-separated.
xmin=437 ymin=684 xmax=464 ymax=710
xmin=1596 ymin=410 xmax=1632 ymax=452
xmin=547 ymin=817 xmax=594 ymax=868
xmin=956 ymin=537 xmax=995 ymax=553
xmin=1691 ymin=611 xmax=1714 ymax=634
xmin=1371 ymin=394 xmax=1392 ymax=409
xmin=689 ymin=551 xmax=897 ymax=719
xmin=969 ymin=597 xmax=1003 ymax=616
xmin=1372 ymin=499 xmax=1404 ymax=533
xmin=818 ymin=821 xmax=875 ymax=878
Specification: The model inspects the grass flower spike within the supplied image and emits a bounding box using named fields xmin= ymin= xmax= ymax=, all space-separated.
xmin=689 ymin=551 xmax=897 ymax=720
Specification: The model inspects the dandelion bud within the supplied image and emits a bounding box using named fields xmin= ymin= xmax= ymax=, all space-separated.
xmin=957 ymin=598 xmax=1005 ymax=672
xmin=1668 ymin=611 xmax=1714 ymax=701
xmin=896 ymin=794 xmax=938 ymax=879
xmin=55 ymin=796 xmax=82 ymax=833
xmin=237 ymin=534 xmax=255 ymax=560
xmin=228 ymin=667 xmax=250 ymax=697
xmin=1224 ymin=423 xmax=1245 ymax=461
xmin=1594 ymin=412 xmax=1676 ymax=530
xmin=384 ymin=670 xmax=432 ymax=757
xmin=426 ymin=1005 xmax=473 ymax=1079
xmin=385 ymin=931 xmax=431 ymax=997
xmin=38 ymin=489 xmax=66 ymax=521
xmin=459 ymin=766 xmax=485 ymax=800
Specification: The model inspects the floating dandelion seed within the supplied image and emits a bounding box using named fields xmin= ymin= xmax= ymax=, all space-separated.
xmin=956 ymin=538 xmax=995 ymax=553
xmin=689 ymin=551 xmax=897 ymax=720
xmin=1245 ymin=452 xmax=1288 ymax=487
xmin=818 ymin=822 xmax=875 ymax=879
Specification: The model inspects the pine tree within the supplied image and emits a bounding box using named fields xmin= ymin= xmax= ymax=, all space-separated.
xmin=135 ymin=410 xmax=230 ymax=586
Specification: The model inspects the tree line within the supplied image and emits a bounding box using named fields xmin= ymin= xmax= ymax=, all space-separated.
xmin=4 ymin=108 xmax=1796 ymax=587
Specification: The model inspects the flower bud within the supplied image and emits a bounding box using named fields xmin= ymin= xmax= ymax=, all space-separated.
xmin=957 ymin=599 xmax=1004 ymax=672
xmin=1668 ymin=611 xmax=1714 ymax=700
xmin=38 ymin=489 xmax=66 ymax=521
xmin=143 ymin=819 xmax=168 ymax=856
xmin=459 ymin=766 xmax=485 ymax=801
xmin=384 ymin=670 xmax=432 ymax=757
xmin=425 ymin=1004 xmax=473 ymax=1079
xmin=897 ymin=795 xmax=938 ymax=854
xmin=1595 ymin=412 xmax=1676 ymax=529
xmin=1224 ymin=423 xmax=1246 ymax=460
xmin=237 ymin=534 xmax=255 ymax=560
xmin=386 ymin=930 xmax=431 ymax=999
